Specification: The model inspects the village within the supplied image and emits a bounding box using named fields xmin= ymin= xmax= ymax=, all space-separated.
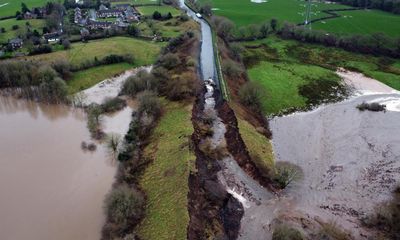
xmin=0 ymin=0 xmax=145 ymax=56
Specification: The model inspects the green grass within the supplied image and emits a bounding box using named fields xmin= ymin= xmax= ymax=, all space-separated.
xmin=202 ymin=0 xmax=400 ymax=36
xmin=241 ymin=36 xmax=400 ymax=114
xmin=137 ymin=5 xmax=181 ymax=16
xmin=312 ymin=9 xmax=400 ymax=37
xmin=200 ymin=0 xmax=350 ymax=26
xmin=138 ymin=100 xmax=195 ymax=240
xmin=24 ymin=37 xmax=163 ymax=67
xmin=0 ymin=0 xmax=48 ymax=18
xmin=139 ymin=18 xmax=198 ymax=38
xmin=67 ymin=63 xmax=133 ymax=94
xmin=0 ymin=18 xmax=45 ymax=43
xmin=111 ymin=0 xmax=161 ymax=5
xmin=237 ymin=117 xmax=274 ymax=176
xmin=248 ymin=61 xmax=337 ymax=113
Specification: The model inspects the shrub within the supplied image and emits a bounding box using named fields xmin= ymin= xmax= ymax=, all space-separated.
xmin=12 ymin=25 xmax=19 ymax=30
xmin=104 ymin=184 xmax=145 ymax=226
xmin=62 ymin=39 xmax=71 ymax=49
xmin=29 ymin=44 xmax=52 ymax=55
xmin=101 ymin=97 xmax=127 ymax=113
xmin=222 ymin=59 xmax=243 ymax=77
xmin=273 ymin=162 xmax=299 ymax=189
xmin=164 ymin=72 xmax=198 ymax=100
xmin=272 ymin=224 xmax=304 ymax=240
xmin=52 ymin=59 xmax=72 ymax=79
xmin=152 ymin=11 xmax=162 ymax=20
xmin=158 ymin=53 xmax=181 ymax=70
xmin=121 ymin=70 xmax=157 ymax=97
xmin=238 ymin=82 xmax=265 ymax=112
xmin=317 ymin=222 xmax=351 ymax=240
xmin=38 ymin=77 xmax=68 ymax=103
xmin=137 ymin=91 xmax=162 ymax=120
xmin=357 ymin=102 xmax=386 ymax=112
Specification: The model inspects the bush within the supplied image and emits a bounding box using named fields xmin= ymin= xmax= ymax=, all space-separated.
xmin=62 ymin=39 xmax=71 ymax=49
xmin=29 ymin=44 xmax=52 ymax=55
xmin=272 ymin=224 xmax=304 ymax=240
xmin=104 ymin=184 xmax=145 ymax=226
xmin=222 ymin=59 xmax=243 ymax=77
xmin=52 ymin=59 xmax=72 ymax=79
xmin=137 ymin=91 xmax=162 ymax=120
xmin=357 ymin=102 xmax=386 ymax=112
xmin=121 ymin=70 xmax=157 ymax=97
xmin=164 ymin=72 xmax=198 ymax=100
xmin=12 ymin=25 xmax=19 ymax=30
xmin=38 ymin=77 xmax=68 ymax=103
xmin=159 ymin=53 xmax=181 ymax=70
xmin=273 ymin=162 xmax=299 ymax=189
xmin=238 ymin=82 xmax=265 ymax=112
xmin=101 ymin=97 xmax=127 ymax=113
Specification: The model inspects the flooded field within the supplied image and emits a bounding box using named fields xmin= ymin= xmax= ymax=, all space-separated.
xmin=269 ymin=70 xmax=400 ymax=238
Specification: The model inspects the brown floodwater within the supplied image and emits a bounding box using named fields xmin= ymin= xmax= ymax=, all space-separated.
xmin=0 ymin=95 xmax=117 ymax=240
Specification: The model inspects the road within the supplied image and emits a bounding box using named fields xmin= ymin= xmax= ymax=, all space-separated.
xmin=178 ymin=0 xmax=219 ymax=87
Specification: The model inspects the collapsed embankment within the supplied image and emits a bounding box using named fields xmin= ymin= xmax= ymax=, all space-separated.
xmin=188 ymin=89 xmax=244 ymax=240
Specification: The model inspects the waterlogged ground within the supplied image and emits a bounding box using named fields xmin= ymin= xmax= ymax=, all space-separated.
xmin=269 ymin=70 xmax=400 ymax=238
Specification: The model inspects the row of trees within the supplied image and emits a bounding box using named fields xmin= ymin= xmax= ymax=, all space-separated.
xmin=330 ymin=0 xmax=400 ymax=14
xmin=279 ymin=22 xmax=400 ymax=58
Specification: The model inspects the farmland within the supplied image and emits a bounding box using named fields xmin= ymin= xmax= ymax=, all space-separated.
xmin=137 ymin=100 xmax=194 ymax=240
xmin=202 ymin=0 xmax=400 ymax=36
xmin=241 ymin=36 xmax=400 ymax=114
xmin=24 ymin=37 xmax=163 ymax=67
xmin=0 ymin=0 xmax=47 ymax=18
xmin=0 ymin=18 xmax=45 ymax=43
xmin=111 ymin=0 xmax=161 ymax=6
xmin=136 ymin=5 xmax=181 ymax=16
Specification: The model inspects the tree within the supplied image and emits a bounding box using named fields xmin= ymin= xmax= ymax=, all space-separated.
xmin=127 ymin=24 xmax=140 ymax=36
xmin=12 ymin=25 xmax=19 ymax=30
xmin=270 ymin=18 xmax=278 ymax=32
xmin=260 ymin=22 xmax=269 ymax=38
xmin=152 ymin=11 xmax=162 ymax=20
xmin=0 ymin=28 xmax=5 ymax=33
xmin=200 ymin=3 xmax=212 ymax=16
xmin=214 ymin=16 xmax=234 ymax=41
xmin=62 ymin=39 xmax=71 ymax=49
xmin=21 ymin=2 xmax=30 ymax=13
xmin=239 ymin=82 xmax=265 ymax=112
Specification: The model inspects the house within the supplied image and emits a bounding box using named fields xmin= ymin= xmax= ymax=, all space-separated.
xmin=32 ymin=7 xmax=46 ymax=18
xmin=97 ymin=9 xmax=123 ymax=18
xmin=75 ymin=0 xmax=84 ymax=4
xmin=87 ymin=20 xmax=112 ymax=30
xmin=125 ymin=7 xmax=139 ymax=22
xmin=8 ymin=38 xmax=23 ymax=49
xmin=114 ymin=4 xmax=131 ymax=11
xmin=99 ymin=4 xmax=108 ymax=11
xmin=43 ymin=32 xmax=62 ymax=44
xmin=74 ymin=7 xmax=82 ymax=24
xmin=23 ymin=11 xmax=37 ymax=19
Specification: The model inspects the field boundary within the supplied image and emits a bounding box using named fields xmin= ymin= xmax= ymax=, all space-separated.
xmin=298 ymin=7 xmax=363 ymax=26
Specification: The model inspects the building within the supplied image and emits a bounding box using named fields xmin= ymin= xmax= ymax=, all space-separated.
xmin=97 ymin=9 xmax=123 ymax=18
xmin=74 ymin=7 xmax=82 ymax=24
xmin=23 ymin=11 xmax=37 ymax=19
xmin=124 ymin=7 xmax=139 ymax=22
xmin=99 ymin=4 xmax=108 ymax=11
xmin=8 ymin=38 xmax=23 ymax=49
xmin=43 ymin=32 xmax=62 ymax=44
xmin=114 ymin=4 xmax=131 ymax=11
xmin=87 ymin=20 xmax=112 ymax=30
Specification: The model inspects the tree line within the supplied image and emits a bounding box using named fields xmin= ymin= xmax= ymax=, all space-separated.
xmin=329 ymin=0 xmax=400 ymax=14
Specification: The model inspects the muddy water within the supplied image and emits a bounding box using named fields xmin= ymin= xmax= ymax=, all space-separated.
xmin=269 ymin=73 xmax=400 ymax=238
xmin=0 ymin=96 xmax=116 ymax=240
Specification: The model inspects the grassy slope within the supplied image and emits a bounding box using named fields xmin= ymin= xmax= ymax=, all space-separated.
xmin=238 ymin=117 xmax=274 ymax=175
xmin=67 ymin=63 xmax=132 ymax=94
xmin=136 ymin=5 xmax=181 ymax=16
xmin=312 ymin=9 xmax=400 ymax=37
xmin=138 ymin=100 xmax=195 ymax=240
xmin=0 ymin=18 xmax=45 ymax=43
xmin=138 ymin=17 xmax=198 ymax=38
xmin=242 ymin=37 xmax=400 ymax=114
xmin=0 ymin=0 xmax=47 ymax=17
xmin=24 ymin=37 xmax=163 ymax=66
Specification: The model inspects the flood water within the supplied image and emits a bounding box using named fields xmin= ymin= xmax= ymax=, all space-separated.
xmin=0 ymin=96 xmax=117 ymax=240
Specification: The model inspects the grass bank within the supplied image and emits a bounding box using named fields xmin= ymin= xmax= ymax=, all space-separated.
xmin=137 ymin=100 xmax=195 ymax=240
xmin=136 ymin=5 xmax=181 ymax=16
xmin=23 ymin=37 xmax=163 ymax=67
xmin=67 ymin=63 xmax=133 ymax=94
xmin=241 ymin=36 xmax=400 ymax=114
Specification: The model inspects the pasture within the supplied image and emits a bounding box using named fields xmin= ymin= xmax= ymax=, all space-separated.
xmin=0 ymin=18 xmax=45 ymax=43
xmin=136 ymin=5 xmax=181 ymax=16
xmin=111 ymin=0 xmax=161 ymax=6
xmin=24 ymin=37 xmax=163 ymax=67
xmin=138 ymin=100 xmax=194 ymax=240
xmin=0 ymin=0 xmax=47 ymax=18
xmin=202 ymin=0 xmax=400 ymax=36
xmin=241 ymin=37 xmax=400 ymax=114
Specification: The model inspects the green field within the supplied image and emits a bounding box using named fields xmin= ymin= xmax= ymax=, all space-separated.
xmin=0 ymin=0 xmax=47 ymax=18
xmin=24 ymin=37 xmax=163 ymax=67
xmin=138 ymin=100 xmax=194 ymax=240
xmin=241 ymin=37 xmax=400 ymax=114
xmin=312 ymin=9 xmax=400 ymax=36
xmin=137 ymin=5 xmax=181 ymax=16
xmin=0 ymin=18 xmax=44 ymax=43
xmin=202 ymin=0 xmax=400 ymax=36
xmin=67 ymin=63 xmax=133 ymax=94
xmin=138 ymin=17 xmax=198 ymax=38
xmin=111 ymin=0 xmax=161 ymax=6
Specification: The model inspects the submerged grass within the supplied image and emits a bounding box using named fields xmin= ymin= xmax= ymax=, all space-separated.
xmin=137 ymin=99 xmax=195 ymax=240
